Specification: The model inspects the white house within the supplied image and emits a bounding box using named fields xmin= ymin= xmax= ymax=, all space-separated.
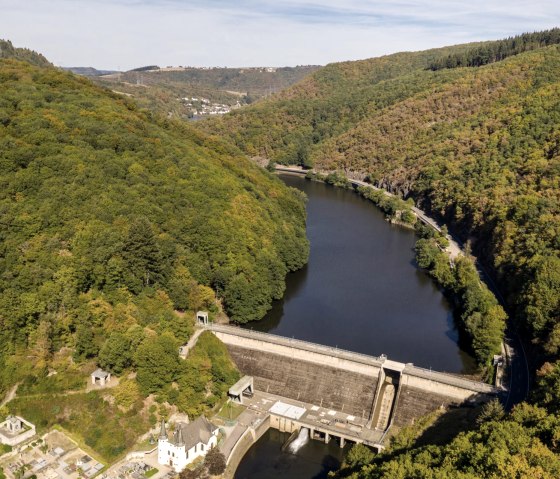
xmin=157 ymin=417 xmax=219 ymax=472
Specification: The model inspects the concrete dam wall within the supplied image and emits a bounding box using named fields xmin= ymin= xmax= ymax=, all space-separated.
xmin=207 ymin=324 xmax=498 ymax=431
xmin=226 ymin=344 xmax=378 ymax=417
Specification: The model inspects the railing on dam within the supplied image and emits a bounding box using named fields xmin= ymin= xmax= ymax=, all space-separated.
xmin=204 ymin=323 xmax=499 ymax=395
xmin=404 ymin=365 xmax=497 ymax=394
xmin=203 ymin=323 xmax=385 ymax=368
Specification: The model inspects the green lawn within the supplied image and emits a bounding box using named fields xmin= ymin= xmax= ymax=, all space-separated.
xmin=216 ymin=401 xmax=245 ymax=421
xmin=145 ymin=468 xmax=158 ymax=478
xmin=8 ymin=392 xmax=150 ymax=463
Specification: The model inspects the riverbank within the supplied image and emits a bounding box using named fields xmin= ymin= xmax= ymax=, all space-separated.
xmin=275 ymin=166 xmax=461 ymax=258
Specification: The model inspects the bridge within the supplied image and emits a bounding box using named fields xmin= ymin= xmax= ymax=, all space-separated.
xmin=203 ymin=323 xmax=498 ymax=450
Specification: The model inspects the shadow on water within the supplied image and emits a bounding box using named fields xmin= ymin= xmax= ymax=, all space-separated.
xmin=250 ymin=264 xmax=309 ymax=332
xmin=411 ymin=264 xmax=477 ymax=373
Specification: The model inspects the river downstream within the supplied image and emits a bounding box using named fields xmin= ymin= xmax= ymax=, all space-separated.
xmin=235 ymin=174 xmax=475 ymax=478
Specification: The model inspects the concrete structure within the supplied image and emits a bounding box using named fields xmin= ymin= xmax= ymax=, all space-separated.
xmin=91 ymin=369 xmax=111 ymax=387
xmin=157 ymin=417 xmax=218 ymax=472
xmin=0 ymin=415 xmax=36 ymax=446
xmin=228 ymin=376 xmax=254 ymax=404
xmin=196 ymin=311 xmax=209 ymax=326
xmin=204 ymin=324 xmax=498 ymax=445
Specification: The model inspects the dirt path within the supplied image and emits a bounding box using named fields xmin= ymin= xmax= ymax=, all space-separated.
xmin=179 ymin=328 xmax=205 ymax=359
xmin=1 ymin=383 xmax=19 ymax=407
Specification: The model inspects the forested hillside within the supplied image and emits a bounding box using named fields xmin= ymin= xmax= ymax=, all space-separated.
xmin=0 ymin=56 xmax=309 ymax=409
xmin=428 ymin=28 xmax=560 ymax=70
xmin=110 ymin=65 xmax=320 ymax=97
xmin=202 ymin=36 xmax=559 ymax=358
xmin=0 ymin=39 xmax=51 ymax=67
xmin=199 ymin=42 xmax=484 ymax=166
xmin=201 ymin=32 xmax=560 ymax=477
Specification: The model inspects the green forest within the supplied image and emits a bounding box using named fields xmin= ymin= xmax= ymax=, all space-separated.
xmin=428 ymin=28 xmax=560 ymax=70
xmin=201 ymin=31 xmax=560 ymax=478
xmin=0 ymin=50 xmax=309 ymax=444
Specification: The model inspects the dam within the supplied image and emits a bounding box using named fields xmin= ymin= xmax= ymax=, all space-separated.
xmin=204 ymin=323 xmax=498 ymax=453
xmin=227 ymin=174 xmax=494 ymax=478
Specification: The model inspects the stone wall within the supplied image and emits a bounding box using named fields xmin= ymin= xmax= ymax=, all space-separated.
xmin=225 ymin=345 xmax=378 ymax=417
xmin=0 ymin=417 xmax=36 ymax=447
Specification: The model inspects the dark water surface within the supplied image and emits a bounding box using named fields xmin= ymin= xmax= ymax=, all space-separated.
xmin=235 ymin=174 xmax=475 ymax=479
xmin=234 ymin=429 xmax=347 ymax=479
xmin=247 ymin=174 xmax=475 ymax=373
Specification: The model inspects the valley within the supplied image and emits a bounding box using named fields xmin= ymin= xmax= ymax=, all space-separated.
xmin=0 ymin=22 xmax=559 ymax=479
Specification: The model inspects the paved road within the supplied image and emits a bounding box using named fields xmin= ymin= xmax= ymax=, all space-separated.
xmin=477 ymin=267 xmax=530 ymax=409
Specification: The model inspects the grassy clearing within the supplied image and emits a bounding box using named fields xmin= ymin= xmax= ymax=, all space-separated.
xmin=8 ymin=392 xmax=150 ymax=463
xmin=216 ymin=401 xmax=245 ymax=421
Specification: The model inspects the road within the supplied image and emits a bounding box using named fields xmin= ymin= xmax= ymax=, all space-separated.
xmin=275 ymin=166 xmax=462 ymax=259
xmin=477 ymin=266 xmax=530 ymax=409
xmin=274 ymin=165 xmax=530 ymax=407
xmin=179 ymin=328 xmax=204 ymax=358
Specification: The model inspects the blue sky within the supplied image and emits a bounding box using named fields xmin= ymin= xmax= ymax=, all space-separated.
xmin=2 ymin=0 xmax=559 ymax=70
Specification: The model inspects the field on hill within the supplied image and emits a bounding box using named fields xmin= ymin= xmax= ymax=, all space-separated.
xmin=92 ymin=65 xmax=320 ymax=120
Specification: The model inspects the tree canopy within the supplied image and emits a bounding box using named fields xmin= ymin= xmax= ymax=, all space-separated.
xmin=0 ymin=56 xmax=308 ymax=401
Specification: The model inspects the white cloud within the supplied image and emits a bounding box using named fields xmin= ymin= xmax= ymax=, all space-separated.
xmin=1 ymin=0 xmax=559 ymax=69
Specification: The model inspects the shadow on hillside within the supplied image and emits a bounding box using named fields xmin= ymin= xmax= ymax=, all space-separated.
xmin=413 ymin=404 xmax=484 ymax=447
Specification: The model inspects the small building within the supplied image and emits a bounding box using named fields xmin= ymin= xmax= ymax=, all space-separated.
xmin=228 ymin=376 xmax=254 ymax=404
xmin=157 ymin=416 xmax=219 ymax=472
xmin=0 ymin=415 xmax=36 ymax=446
xmin=91 ymin=368 xmax=111 ymax=387
xmin=196 ymin=311 xmax=209 ymax=326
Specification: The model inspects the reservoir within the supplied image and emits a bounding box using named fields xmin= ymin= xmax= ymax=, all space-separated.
xmin=235 ymin=174 xmax=475 ymax=479
xmin=246 ymin=174 xmax=475 ymax=373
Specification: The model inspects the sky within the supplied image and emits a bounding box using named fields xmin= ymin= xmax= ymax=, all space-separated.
xmin=1 ymin=0 xmax=560 ymax=70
